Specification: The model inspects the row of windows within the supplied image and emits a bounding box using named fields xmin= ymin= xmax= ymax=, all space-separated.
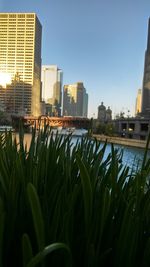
xmin=0 ymin=39 xmax=34 ymax=43
xmin=0 ymin=22 xmax=34 ymax=27
xmin=1 ymin=51 xmax=34 ymax=54
xmin=4 ymin=52 xmax=33 ymax=55
xmin=0 ymin=36 xmax=34 ymax=39
xmin=0 ymin=14 xmax=35 ymax=18
xmin=0 ymin=30 xmax=34 ymax=34
xmin=0 ymin=37 xmax=34 ymax=41
xmin=0 ymin=49 xmax=34 ymax=53
xmin=0 ymin=90 xmax=32 ymax=95
xmin=0 ymin=18 xmax=34 ymax=21
xmin=3 ymin=70 xmax=33 ymax=74
xmin=0 ymin=64 xmax=33 ymax=68
xmin=0 ymin=27 xmax=34 ymax=31
xmin=0 ymin=49 xmax=33 ymax=53
xmin=0 ymin=48 xmax=33 ymax=50
xmin=0 ymin=51 xmax=33 ymax=55
xmin=6 ymin=86 xmax=33 ymax=89
xmin=0 ymin=90 xmax=32 ymax=94
xmin=5 ymin=31 xmax=34 ymax=34
xmin=0 ymin=20 xmax=34 ymax=24
xmin=8 ymin=27 xmax=34 ymax=30
xmin=6 ymin=19 xmax=35 ymax=21
xmin=0 ymin=21 xmax=35 ymax=24
xmin=0 ymin=58 xmax=33 ymax=62
xmin=0 ymin=31 xmax=35 ymax=34
xmin=6 ymin=61 xmax=34 ymax=64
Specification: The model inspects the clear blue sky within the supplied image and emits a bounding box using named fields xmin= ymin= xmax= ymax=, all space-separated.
xmin=1 ymin=0 xmax=150 ymax=118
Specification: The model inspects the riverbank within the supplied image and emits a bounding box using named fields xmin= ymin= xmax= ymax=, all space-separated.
xmin=92 ymin=134 xmax=148 ymax=149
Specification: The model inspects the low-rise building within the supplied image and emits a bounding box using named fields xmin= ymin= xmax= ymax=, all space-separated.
xmin=114 ymin=117 xmax=150 ymax=140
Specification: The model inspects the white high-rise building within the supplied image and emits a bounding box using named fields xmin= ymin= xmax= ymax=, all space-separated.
xmin=41 ymin=65 xmax=63 ymax=116
xmin=63 ymin=82 xmax=88 ymax=117
xmin=0 ymin=13 xmax=42 ymax=116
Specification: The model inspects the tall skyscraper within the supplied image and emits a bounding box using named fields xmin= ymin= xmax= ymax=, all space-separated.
xmin=41 ymin=65 xmax=63 ymax=116
xmin=141 ymin=18 xmax=150 ymax=116
xmin=0 ymin=13 xmax=42 ymax=116
xmin=135 ymin=89 xmax=142 ymax=115
xmin=63 ymin=82 xmax=88 ymax=117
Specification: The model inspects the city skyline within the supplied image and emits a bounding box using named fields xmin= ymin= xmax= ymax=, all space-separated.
xmin=1 ymin=0 xmax=150 ymax=118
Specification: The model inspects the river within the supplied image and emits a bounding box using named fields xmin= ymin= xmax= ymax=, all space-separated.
xmin=71 ymin=135 xmax=148 ymax=169
xmin=13 ymin=133 xmax=149 ymax=170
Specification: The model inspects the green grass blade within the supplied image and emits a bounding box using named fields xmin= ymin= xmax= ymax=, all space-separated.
xmin=76 ymin=154 xmax=93 ymax=233
xmin=27 ymin=243 xmax=71 ymax=267
xmin=141 ymin=133 xmax=150 ymax=170
xmin=27 ymin=183 xmax=45 ymax=251
xmin=22 ymin=233 xmax=33 ymax=267
xmin=0 ymin=198 xmax=5 ymax=267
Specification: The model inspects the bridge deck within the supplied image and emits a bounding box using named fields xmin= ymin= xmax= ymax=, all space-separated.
xmin=12 ymin=116 xmax=91 ymax=129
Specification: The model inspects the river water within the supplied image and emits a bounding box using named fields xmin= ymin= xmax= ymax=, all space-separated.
xmin=14 ymin=133 xmax=149 ymax=170
xmin=104 ymin=144 xmax=146 ymax=169
xmin=71 ymin=135 xmax=148 ymax=169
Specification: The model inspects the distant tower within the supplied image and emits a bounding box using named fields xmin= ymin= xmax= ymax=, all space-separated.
xmin=97 ymin=102 xmax=112 ymax=122
xmin=106 ymin=106 xmax=112 ymax=122
xmin=97 ymin=102 xmax=106 ymax=122
xmin=0 ymin=13 xmax=42 ymax=116
xmin=141 ymin=18 xmax=150 ymax=116
xmin=41 ymin=65 xmax=63 ymax=116
xmin=63 ymin=82 xmax=88 ymax=117
xmin=135 ymin=89 xmax=142 ymax=115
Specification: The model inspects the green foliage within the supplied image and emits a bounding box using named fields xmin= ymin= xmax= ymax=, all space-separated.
xmin=0 ymin=128 xmax=150 ymax=266
xmin=96 ymin=122 xmax=115 ymax=136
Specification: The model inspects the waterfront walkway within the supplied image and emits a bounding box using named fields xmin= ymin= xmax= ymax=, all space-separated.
xmin=92 ymin=134 xmax=148 ymax=149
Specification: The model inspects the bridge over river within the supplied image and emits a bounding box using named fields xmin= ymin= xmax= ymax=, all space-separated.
xmin=12 ymin=115 xmax=91 ymax=130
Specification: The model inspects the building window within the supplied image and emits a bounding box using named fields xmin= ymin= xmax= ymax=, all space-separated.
xmin=140 ymin=123 xmax=149 ymax=132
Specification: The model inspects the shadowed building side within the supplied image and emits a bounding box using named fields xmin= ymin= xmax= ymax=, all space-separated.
xmin=41 ymin=65 xmax=63 ymax=116
xmin=141 ymin=18 xmax=150 ymax=117
xmin=63 ymin=82 xmax=88 ymax=117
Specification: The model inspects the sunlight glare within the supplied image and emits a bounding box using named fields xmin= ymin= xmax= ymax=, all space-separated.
xmin=0 ymin=72 xmax=11 ymax=88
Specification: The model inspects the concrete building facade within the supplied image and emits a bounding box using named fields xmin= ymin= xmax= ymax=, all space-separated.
xmin=0 ymin=13 xmax=42 ymax=116
xmin=41 ymin=65 xmax=63 ymax=116
xmin=115 ymin=117 xmax=150 ymax=140
xmin=63 ymin=82 xmax=88 ymax=117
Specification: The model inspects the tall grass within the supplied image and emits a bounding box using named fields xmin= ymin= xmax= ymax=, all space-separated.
xmin=0 ymin=127 xmax=150 ymax=266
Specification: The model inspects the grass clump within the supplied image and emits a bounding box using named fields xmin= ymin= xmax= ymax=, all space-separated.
xmin=0 ymin=127 xmax=150 ymax=267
